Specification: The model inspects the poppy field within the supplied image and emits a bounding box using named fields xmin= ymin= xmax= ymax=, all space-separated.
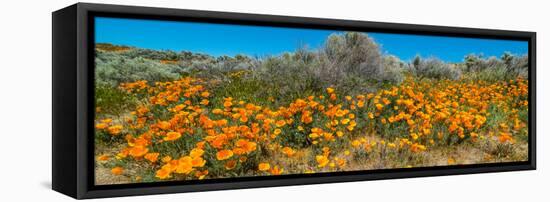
xmin=95 ymin=69 xmax=528 ymax=184
xmin=94 ymin=32 xmax=529 ymax=185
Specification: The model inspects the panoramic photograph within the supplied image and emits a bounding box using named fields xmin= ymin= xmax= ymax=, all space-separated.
xmin=93 ymin=17 xmax=529 ymax=185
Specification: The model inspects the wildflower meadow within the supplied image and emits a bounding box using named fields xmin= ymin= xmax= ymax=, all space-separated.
xmin=93 ymin=32 xmax=529 ymax=185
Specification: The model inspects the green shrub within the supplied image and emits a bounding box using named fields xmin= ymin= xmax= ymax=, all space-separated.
xmin=460 ymin=53 xmax=528 ymax=81
xmin=380 ymin=55 xmax=405 ymax=83
xmin=317 ymin=32 xmax=383 ymax=84
xmin=411 ymin=57 xmax=461 ymax=80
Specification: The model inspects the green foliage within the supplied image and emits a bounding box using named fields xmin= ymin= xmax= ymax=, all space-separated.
xmin=95 ymin=83 xmax=136 ymax=115
xmin=95 ymin=52 xmax=181 ymax=86
xmin=460 ymin=53 xmax=528 ymax=81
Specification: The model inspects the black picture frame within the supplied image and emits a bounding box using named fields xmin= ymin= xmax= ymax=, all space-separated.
xmin=52 ymin=2 xmax=536 ymax=199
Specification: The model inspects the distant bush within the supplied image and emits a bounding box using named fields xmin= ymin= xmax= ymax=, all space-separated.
xmin=317 ymin=32 xmax=383 ymax=85
xmin=95 ymin=51 xmax=181 ymax=86
xmin=251 ymin=49 xmax=323 ymax=104
xmin=461 ymin=53 xmax=528 ymax=81
xmin=502 ymin=53 xmax=528 ymax=79
xmin=379 ymin=55 xmax=405 ymax=83
xmin=119 ymin=48 xmax=182 ymax=61
xmin=411 ymin=56 xmax=461 ymax=80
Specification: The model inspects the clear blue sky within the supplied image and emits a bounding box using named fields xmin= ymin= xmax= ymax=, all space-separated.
xmin=95 ymin=17 xmax=528 ymax=62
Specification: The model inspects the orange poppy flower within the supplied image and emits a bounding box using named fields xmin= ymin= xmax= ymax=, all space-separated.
xmin=447 ymin=158 xmax=456 ymax=165
xmin=498 ymin=132 xmax=514 ymax=143
xmin=163 ymin=131 xmax=182 ymax=141
xmin=232 ymin=147 xmax=246 ymax=155
xmin=224 ymin=160 xmax=237 ymax=170
xmin=157 ymin=121 xmax=171 ymax=130
xmin=101 ymin=118 xmax=113 ymax=124
xmin=275 ymin=120 xmax=286 ymax=127
xmin=191 ymin=157 xmax=206 ymax=167
xmin=239 ymin=156 xmax=247 ymax=162
xmin=316 ymin=155 xmax=329 ymax=168
xmin=95 ymin=123 xmax=108 ymax=130
xmin=111 ymin=166 xmax=124 ymax=175
xmin=216 ymin=149 xmax=233 ymax=160
xmin=281 ymin=147 xmax=295 ymax=157
xmin=97 ymin=154 xmax=109 ymax=161
xmin=176 ymin=156 xmax=194 ymax=174
xmin=155 ymin=168 xmax=171 ymax=179
xmin=368 ymin=113 xmax=374 ymax=119
xmin=270 ymin=166 xmax=284 ymax=175
xmin=107 ymin=125 xmax=123 ymax=135
xmin=326 ymin=87 xmax=335 ymax=94
xmin=189 ymin=148 xmax=205 ymax=158
xmin=336 ymin=158 xmax=346 ymax=167
xmin=144 ymin=152 xmax=159 ymax=163
xmin=330 ymin=93 xmax=337 ymax=100
xmin=223 ymin=101 xmax=233 ymax=108
xmin=258 ymin=163 xmax=270 ymax=171
xmin=116 ymin=148 xmax=129 ymax=159
xmin=195 ymin=170 xmax=209 ymax=180
xmin=196 ymin=141 xmax=206 ymax=149
xmin=129 ymin=146 xmax=148 ymax=157
xmin=212 ymin=108 xmax=223 ymax=114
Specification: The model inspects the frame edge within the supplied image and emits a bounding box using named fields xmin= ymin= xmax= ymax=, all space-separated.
xmin=66 ymin=2 xmax=537 ymax=199
xmin=52 ymin=3 xmax=79 ymax=199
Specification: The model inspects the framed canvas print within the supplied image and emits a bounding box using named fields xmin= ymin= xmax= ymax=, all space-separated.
xmin=52 ymin=3 xmax=536 ymax=199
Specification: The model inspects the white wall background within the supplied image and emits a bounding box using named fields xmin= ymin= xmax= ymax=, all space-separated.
xmin=0 ymin=0 xmax=546 ymax=201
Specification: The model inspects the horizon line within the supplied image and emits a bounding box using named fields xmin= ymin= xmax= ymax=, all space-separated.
xmin=95 ymin=42 xmax=528 ymax=64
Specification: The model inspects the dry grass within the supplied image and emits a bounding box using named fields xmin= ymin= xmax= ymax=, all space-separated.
xmin=95 ymin=135 xmax=527 ymax=185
